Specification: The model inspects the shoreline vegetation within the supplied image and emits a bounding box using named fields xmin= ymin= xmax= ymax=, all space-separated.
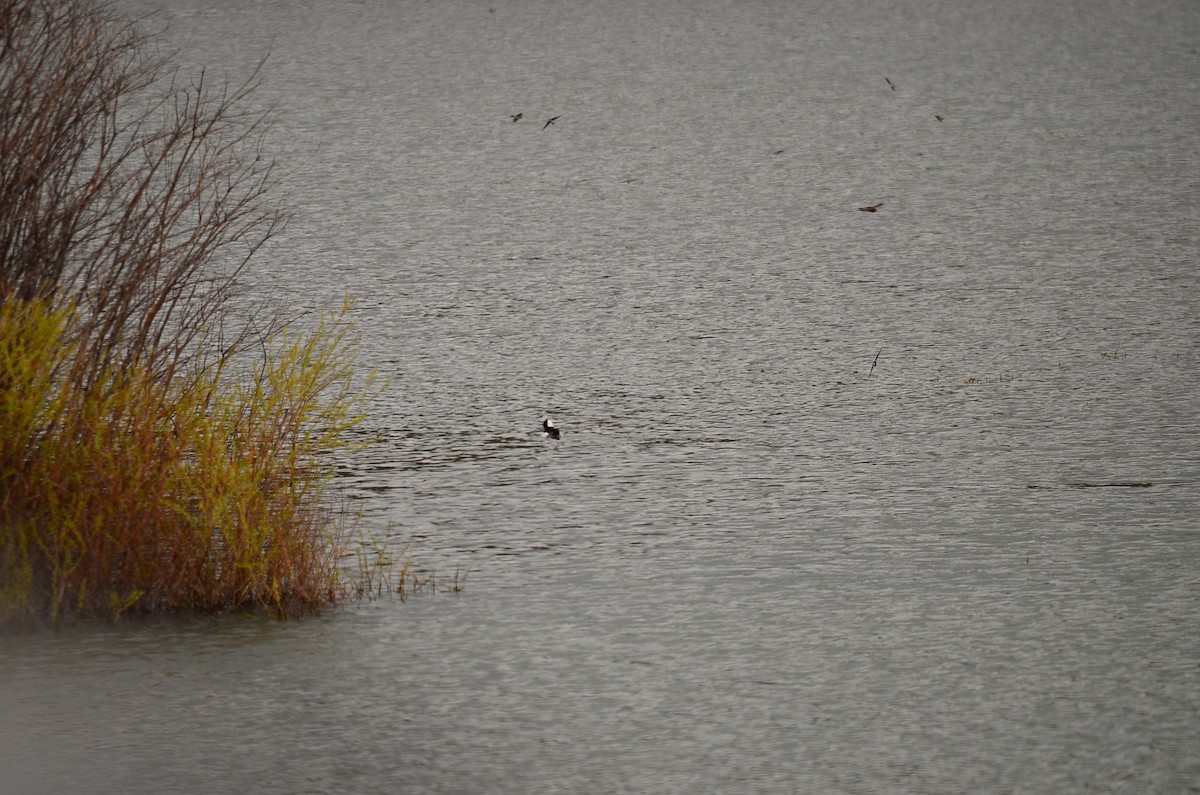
xmin=0 ymin=0 xmax=414 ymax=628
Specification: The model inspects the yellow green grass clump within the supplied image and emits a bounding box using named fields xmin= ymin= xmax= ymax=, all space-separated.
xmin=0 ymin=298 xmax=373 ymax=626
xmin=0 ymin=0 xmax=385 ymax=626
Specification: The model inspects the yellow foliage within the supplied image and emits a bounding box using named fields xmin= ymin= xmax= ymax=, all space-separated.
xmin=0 ymin=297 xmax=374 ymax=627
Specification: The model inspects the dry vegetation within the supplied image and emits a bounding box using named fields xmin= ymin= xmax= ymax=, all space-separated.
xmin=0 ymin=0 xmax=387 ymax=627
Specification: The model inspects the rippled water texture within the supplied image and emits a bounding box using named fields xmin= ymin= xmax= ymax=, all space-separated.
xmin=3 ymin=0 xmax=1199 ymax=791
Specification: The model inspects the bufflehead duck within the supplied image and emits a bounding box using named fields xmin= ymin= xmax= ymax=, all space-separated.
xmin=541 ymin=418 xmax=561 ymax=440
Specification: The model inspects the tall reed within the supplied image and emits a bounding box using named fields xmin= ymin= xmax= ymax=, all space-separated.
xmin=0 ymin=0 xmax=379 ymax=626
xmin=1 ymin=298 xmax=375 ymax=626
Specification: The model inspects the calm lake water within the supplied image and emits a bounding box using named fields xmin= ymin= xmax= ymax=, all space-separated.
xmin=3 ymin=0 xmax=1200 ymax=792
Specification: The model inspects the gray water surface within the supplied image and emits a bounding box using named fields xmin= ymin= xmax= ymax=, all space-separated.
xmin=2 ymin=0 xmax=1199 ymax=792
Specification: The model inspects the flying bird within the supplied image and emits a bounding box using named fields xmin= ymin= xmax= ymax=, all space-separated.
xmin=541 ymin=418 xmax=561 ymax=440
xmin=885 ymin=77 xmax=896 ymax=91
xmin=511 ymin=112 xmax=523 ymax=122
xmin=935 ymin=114 xmax=944 ymax=122
xmin=542 ymin=115 xmax=561 ymax=130
xmin=867 ymin=346 xmax=883 ymax=380
xmin=858 ymin=203 xmax=884 ymax=212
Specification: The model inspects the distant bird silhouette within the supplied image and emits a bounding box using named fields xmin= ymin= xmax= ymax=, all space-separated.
xmin=867 ymin=346 xmax=883 ymax=380
xmin=772 ymin=149 xmax=785 ymax=155
xmin=858 ymin=203 xmax=884 ymax=212
xmin=511 ymin=112 xmax=523 ymax=122
xmin=542 ymin=115 xmax=561 ymax=130
xmin=885 ymin=77 xmax=896 ymax=91
xmin=541 ymin=418 xmax=561 ymax=440
xmin=935 ymin=114 xmax=944 ymax=122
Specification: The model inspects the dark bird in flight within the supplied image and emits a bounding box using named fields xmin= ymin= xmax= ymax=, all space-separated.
xmin=858 ymin=203 xmax=884 ymax=212
xmin=935 ymin=114 xmax=944 ymax=122
xmin=511 ymin=112 xmax=523 ymax=122
xmin=885 ymin=77 xmax=896 ymax=91
xmin=542 ymin=115 xmax=561 ymax=130
xmin=867 ymin=346 xmax=883 ymax=381
xmin=772 ymin=149 xmax=785 ymax=155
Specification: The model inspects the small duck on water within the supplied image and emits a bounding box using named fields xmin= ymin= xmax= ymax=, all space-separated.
xmin=541 ymin=418 xmax=561 ymax=440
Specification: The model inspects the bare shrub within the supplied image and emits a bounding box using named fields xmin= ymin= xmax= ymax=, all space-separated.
xmin=0 ymin=0 xmax=284 ymax=387
xmin=0 ymin=0 xmax=382 ymax=627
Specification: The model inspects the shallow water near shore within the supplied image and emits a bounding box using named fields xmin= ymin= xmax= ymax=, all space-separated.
xmin=3 ymin=0 xmax=1199 ymax=792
